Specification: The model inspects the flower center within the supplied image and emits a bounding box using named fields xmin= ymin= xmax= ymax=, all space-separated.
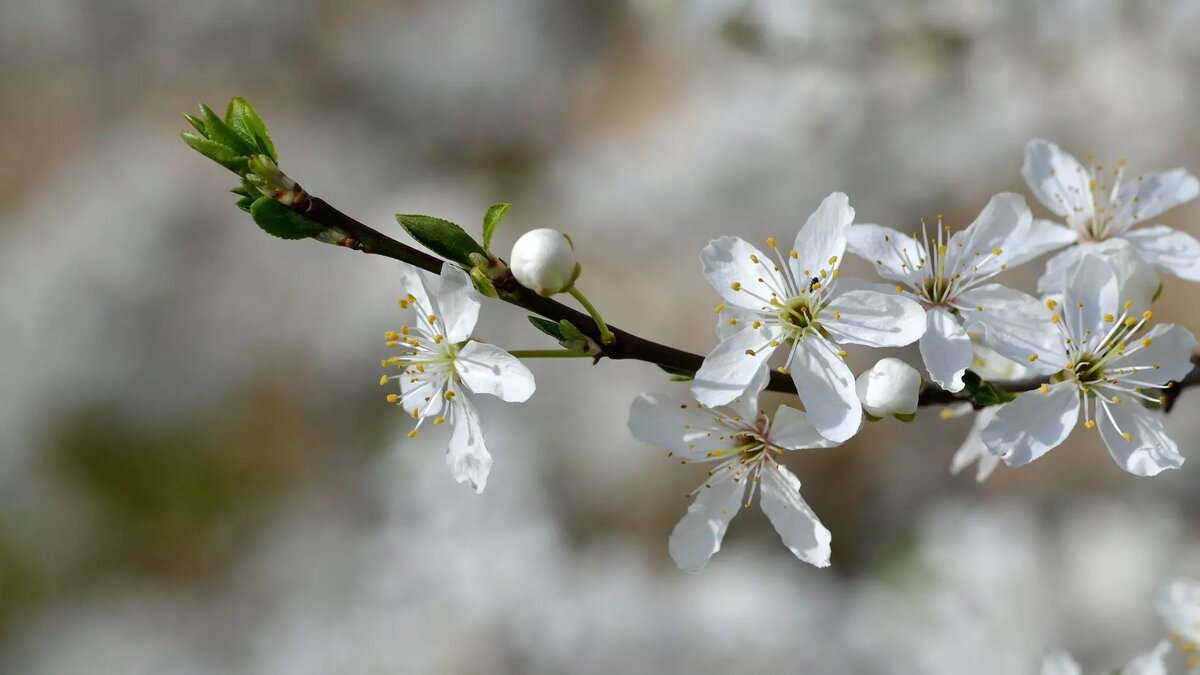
xmin=778 ymin=298 xmax=816 ymax=336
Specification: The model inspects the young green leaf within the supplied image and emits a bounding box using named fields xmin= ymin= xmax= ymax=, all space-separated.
xmin=224 ymin=97 xmax=276 ymax=161
xmin=656 ymin=364 xmax=696 ymax=382
xmin=528 ymin=316 xmax=567 ymax=340
xmin=396 ymin=214 xmax=487 ymax=266
xmin=249 ymin=197 xmax=325 ymax=240
xmin=197 ymin=103 xmax=257 ymax=157
xmin=181 ymin=131 xmax=249 ymax=174
xmin=481 ymin=202 xmax=511 ymax=251
xmin=183 ymin=113 xmax=206 ymax=135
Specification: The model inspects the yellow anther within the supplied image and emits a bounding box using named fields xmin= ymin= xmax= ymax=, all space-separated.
xmin=386 ymin=394 xmax=399 ymax=403
xmin=939 ymin=408 xmax=954 ymax=420
xmin=1142 ymin=338 xmax=1152 ymax=348
xmin=769 ymin=340 xmax=780 ymax=347
xmin=767 ymin=236 xmax=776 ymax=248
xmin=401 ymin=326 xmax=409 ymax=335
xmin=385 ymin=331 xmax=400 ymax=341
xmin=380 ymin=374 xmax=390 ymax=386
xmin=1103 ymin=313 xmax=1115 ymax=322
xmin=992 ymin=248 xmax=1002 ymax=256
xmin=1027 ymin=354 xmax=1039 ymax=362
xmin=434 ymin=335 xmax=444 ymax=344
xmin=1111 ymin=395 xmax=1122 ymax=404
xmin=745 ymin=349 xmax=756 ymax=356
xmin=790 ymin=250 xmax=798 ymax=259
xmin=385 ymin=341 xmax=399 ymax=348
xmin=444 ymin=391 xmax=456 ymax=400
xmin=714 ymin=303 xmax=724 ymax=314
xmin=728 ymin=318 xmax=738 ymax=326
xmin=1085 ymin=419 xmax=1096 ymax=429
xmin=819 ymin=269 xmax=828 ymax=278
xmin=751 ymin=320 xmax=761 ymax=329
xmin=407 ymin=429 xmax=418 ymax=438
xmin=398 ymin=299 xmax=409 ymax=309
xmin=730 ymin=282 xmax=742 ymax=291
xmin=434 ymin=417 xmax=445 ymax=425
xmin=750 ymin=254 xmax=760 ymax=263
xmin=1143 ymin=310 xmax=1152 ymax=320
xmin=811 ymin=282 xmax=822 ymax=290
xmin=1124 ymin=318 xmax=1137 ymax=327
xmin=1122 ymin=432 xmax=1132 ymax=442
xmin=837 ymin=350 xmax=848 ymax=358
xmin=1124 ymin=299 xmax=1133 ymax=310
xmin=427 ymin=314 xmax=437 ymax=324
xmin=976 ymin=306 xmax=983 ymax=312
xmin=895 ymin=284 xmax=904 ymax=293
xmin=777 ymin=366 xmax=789 ymax=374
xmin=1039 ymin=384 xmax=1049 ymax=394
xmin=1046 ymin=299 xmax=1058 ymax=310
xmin=832 ymin=311 xmax=841 ymax=320
xmin=411 ymin=407 xmax=419 ymax=419
xmin=938 ymin=244 xmax=947 ymax=255
xmin=1050 ymin=315 xmax=1061 ymax=324
xmin=828 ymin=255 xmax=838 ymax=265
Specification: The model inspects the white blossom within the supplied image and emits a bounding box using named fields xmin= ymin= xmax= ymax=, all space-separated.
xmin=382 ymin=262 xmax=536 ymax=493
xmin=948 ymin=346 xmax=1033 ymax=483
xmin=1157 ymin=579 xmax=1200 ymax=648
xmin=855 ymin=357 xmax=921 ymax=418
xmin=1022 ymin=139 xmax=1200 ymax=293
xmin=510 ymin=227 xmax=580 ymax=296
xmin=629 ymin=371 xmax=839 ymax=572
xmin=1042 ymin=641 xmax=1171 ymax=675
xmin=847 ymin=193 xmax=1063 ymax=392
xmin=982 ymin=254 xmax=1195 ymax=477
xmin=692 ymin=192 xmax=926 ymax=442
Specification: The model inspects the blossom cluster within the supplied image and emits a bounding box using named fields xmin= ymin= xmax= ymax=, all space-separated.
xmin=381 ymin=139 xmax=1199 ymax=573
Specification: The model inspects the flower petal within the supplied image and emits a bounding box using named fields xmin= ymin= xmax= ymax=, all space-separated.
xmin=1097 ymin=402 xmax=1183 ymax=477
xmin=1156 ymin=579 xmax=1200 ymax=644
xmin=788 ymin=335 xmax=861 ymax=442
xmin=692 ymin=325 xmax=783 ymax=407
xmin=957 ymin=284 xmax=1068 ymax=374
xmin=1037 ymin=243 xmax=1090 ymax=295
xmin=668 ymin=469 xmax=747 ymax=573
xmin=1064 ymin=252 xmax=1121 ymax=341
xmin=701 ymin=236 xmax=786 ymax=310
xmin=949 ymin=407 xmax=1002 ymax=483
xmin=1040 ymin=651 xmax=1082 ymax=675
xmin=822 ymin=289 xmax=926 ymax=348
xmin=759 ymin=463 xmax=832 ymax=567
xmin=1123 ymin=224 xmax=1200 ymax=282
xmin=435 ymin=262 xmax=481 ymax=343
xmin=716 ymin=304 xmax=760 ymax=340
xmin=943 ymin=192 xmax=1032 ymax=280
xmin=790 ymin=192 xmax=853 ymax=284
xmin=628 ymin=393 xmax=748 ymax=461
xmin=399 ymin=368 xmax=450 ymax=419
xmin=1118 ymin=639 xmax=1170 ymax=675
xmin=982 ymin=382 xmax=1080 ymax=468
xmin=1107 ymin=323 xmax=1196 ymax=388
xmin=769 ymin=405 xmax=840 ymax=451
xmin=454 ymin=341 xmax=536 ymax=403
xmin=846 ymin=224 xmax=924 ymax=285
xmin=1005 ymin=218 xmax=1078 ymax=267
xmin=445 ymin=396 xmax=492 ymax=493
xmin=919 ymin=307 xmax=973 ymax=392
xmin=1022 ymin=139 xmax=1093 ymax=219
xmin=397 ymin=262 xmax=440 ymax=321
xmin=1115 ymin=168 xmax=1200 ymax=228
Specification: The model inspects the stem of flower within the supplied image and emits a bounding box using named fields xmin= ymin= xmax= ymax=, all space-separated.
xmin=508 ymin=349 xmax=592 ymax=359
xmin=567 ymin=286 xmax=615 ymax=345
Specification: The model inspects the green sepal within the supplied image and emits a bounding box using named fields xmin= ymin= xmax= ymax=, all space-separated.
xmin=1152 ymin=283 xmax=1164 ymax=303
xmin=893 ymin=412 xmax=916 ymax=423
xmin=961 ymin=370 xmax=1015 ymax=407
xmin=235 ymin=195 xmax=256 ymax=213
xmin=656 ymin=364 xmax=696 ymax=382
xmin=863 ymin=411 xmax=882 ymax=422
xmin=224 ymin=97 xmax=276 ymax=161
xmin=469 ymin=265 xmax=499 ymax=298
xmin=181 ymin=131 xmax=249 ymax=174
xmin=481 ymin=202 xmax=510 ymax=251
xmin=528 ymin=316 xmax=567 ymax=340
xmin=249 ymin=197 xmax=324 ymax=240
xmin=197 ymin=103 xmax=257 ymax=157
xmin=396 ymin=214 xmax=487 ymax=266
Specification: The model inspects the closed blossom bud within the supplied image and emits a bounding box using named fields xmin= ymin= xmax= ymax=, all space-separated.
xmin=855 ymin=357 xmax=921 ymax=419
xmin=510 ymin=228 xmax=580 ymax=296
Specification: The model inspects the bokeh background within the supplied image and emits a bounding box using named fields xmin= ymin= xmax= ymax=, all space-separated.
xmin=3 ymin=0 xmax=1200 ymax=672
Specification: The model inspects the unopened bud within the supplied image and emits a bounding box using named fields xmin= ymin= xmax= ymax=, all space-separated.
xmin=855 ymin=357 xmax=921 ymax=418
xmin=510 ymin=228 xmax=580 ymax=296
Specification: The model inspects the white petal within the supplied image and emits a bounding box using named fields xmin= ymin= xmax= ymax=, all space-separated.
xmin=1115 ymin=168 xmax=1200 ymax=228
xmin=957 ymin=284 xmax=1068 ymax=374
xmin=950 ymin=407 xmax=1002 ymax=483
xmin=919 ymin=308 xmax=973 ymax=392
xmin=822 ymin=289 xmax=926 ymax=348
xmin=1123 ymin=225 xmax=1200 ymax=282
xmin=445 ymin=396 xmax=492 ymax=493
xmin=1040 ymin=651 xmax=1082 ymax=675
xmin=788 ymin=335 xmax=861 ymax=442
xmin=1037 ymin=243 xmax=1090 ymax=295
xmin=627 ymin=393 xmax=749 ymax=462
xmin=1097 ymin=402 xmax=1183 ymax=477
xmin=716 ymin=304 xmax=760 ymax=340
xmin=943 ymin=192 xmax=1032 ymax=280
xmin=1156 ymin=578 xmax=1200 ymax=644
xmin=791 ymin=192 xmax=853 ymax=283
xmin=668 ymin=469 xmax=747 ymax=573
xmin=1096 ymin=237 xmax=1161 ymax=312
xmin=1064 ymin=252 xmax=1121 ymax=341
xmin=692 ymin=325 xmax=783 ymax=407
xmin=982 ymin=382 xmax=1080 ymax=467
xmin=702 ymin=236 xmax=787 ymax=310
xmin=396 ymin=262 xmax=440 ymax=321
xmin=1004 ymin=219 xmax=1078 ymax=267
xmin=1108 ymin=323 xmax=1196 ymax=388
xmin=855 ymin=357 xmax=922 ymax=417
xmin=1022 ymin=139 xmax=1093 ymax=219
xmin=725 ymin=366 xmax=770 ymax=423
xmin=1118 ymin=640 xmax=1170 ymax=675
xmin=454 ymin=342 xmax=536 ymax=403
xmin=845 ymin=224 xmax=923 ymax=284
xmin=435 ymin=262 xmax=481 ymax=343
xmin=758 ymin=462 xmax=832 ymax=567
xmin=399 ymin=368 xmax=450 ymax=419
xmin=769 ymin=405 xmax=840 ymax=451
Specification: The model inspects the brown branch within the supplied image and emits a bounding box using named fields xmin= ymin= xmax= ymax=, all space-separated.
xmin=293 ymin=193 xmax=1199 ymax=412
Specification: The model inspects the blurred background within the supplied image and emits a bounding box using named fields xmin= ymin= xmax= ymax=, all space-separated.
xmin=2 ymin=0 xmax=1200 ymax=672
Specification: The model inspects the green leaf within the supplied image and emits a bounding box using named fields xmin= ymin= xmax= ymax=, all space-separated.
xmin=197 ymin=103 xmax=257 ymax=157
xmin=481 ymin=202 xmax=510 ymax=251
xmin=656 ymin=364 xmax=696 ymax=382
xmin=396 ymin=214 xmax=487 ymax=266
xmin=960 ymin=369 xmax=1015 ymax=407
xmin=558 ymin=320 xmax=587 ymax=343
xmin=224 ymin=97 xmax=276 ymax=161
xmin=469 ymin=265 xmax=499 ymax=298
xmin=528 ymin=316 xmax=566 ymax=340
xmin=181 ymin=131 xmax=249 ymax=174
xmin=183 ymin=113 xmax=206 ymax=135
xmin=249 ymin=197 xmax=325 ymax=240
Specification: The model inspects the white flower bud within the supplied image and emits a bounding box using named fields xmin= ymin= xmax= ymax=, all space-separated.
xmin=510 ymin=228 xmax=579 ymax=296
xmin=855 ymin=357 xmax=921 ymax=418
